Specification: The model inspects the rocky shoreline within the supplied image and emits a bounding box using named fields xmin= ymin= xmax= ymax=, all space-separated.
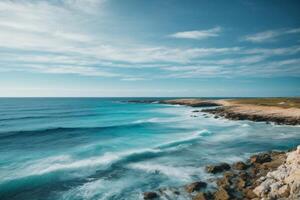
xmin=127 ymin=98 xmax=300 ymax=125
xmin=128 ymin=98 xmax=300 ymax=199
xmin=202 ymin=107 xmax=300 ymax=125
xmin=127 ymin=99 xmax=221 ymax=107
xmin=143 ymin=147 xmax=300 ymax=200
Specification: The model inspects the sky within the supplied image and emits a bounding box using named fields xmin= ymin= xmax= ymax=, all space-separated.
xmin=0 ymin=0 xmax=300 ymax=97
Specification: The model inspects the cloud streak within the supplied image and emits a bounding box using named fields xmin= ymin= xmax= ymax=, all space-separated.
xmin=169 ymin=26 xmax=222 ymax=40
xmin=0 ymin=1 xmax=299 ymax=81
xmin=242 ymin=28 xmax=300 ymax=43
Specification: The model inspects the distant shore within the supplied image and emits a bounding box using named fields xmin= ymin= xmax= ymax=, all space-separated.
xmin=129 ymin=98 xmax=300 ymax=125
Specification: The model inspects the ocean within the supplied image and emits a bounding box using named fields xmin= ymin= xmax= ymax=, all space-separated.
xmin=0 ymin=98 xmax=299 ymax=200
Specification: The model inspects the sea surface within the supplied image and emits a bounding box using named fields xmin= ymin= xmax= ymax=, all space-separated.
xmin=0 ymin=98 xmax=299 ymax=200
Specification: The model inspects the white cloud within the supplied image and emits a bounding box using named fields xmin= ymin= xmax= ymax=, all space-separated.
xmin=0 ymin=0 xmax=299 ymax=81
xmin=242 ymin=28 xmax=300 ymax=43
xmin=169 ymin=26 xmax=222 ymax=40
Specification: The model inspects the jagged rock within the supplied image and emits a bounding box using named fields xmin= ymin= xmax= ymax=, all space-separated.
xmin=233 ymin=161 xmax=248 ymax=170
xmin=206 ymin=163 xmax=231 ymax=174
xmin=253 ymin=146 xmax=300 ymax=199
xmin=250 ymin=153 xmax=271 ymax=164
xmin=185 ymin=181 xmax=207 ymax=193
xmin=143 ymin=192 xmax=158 ymax=199
xmin=214 ymin=187 xmax=230 ymax=200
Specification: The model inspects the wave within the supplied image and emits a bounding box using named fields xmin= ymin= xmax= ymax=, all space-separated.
xmin=0 ymin=113 xmax=99 ymax=122
xmin=157 ymin=129 xmax=211 ymax=149
xmin=0 ymin=129 xmax=210 ymax=186
xmin=133 ymin=117 xmax=180 ymax=124
xmin=128 ymin=162 xmax=205 ymax=182
xmin=0 ymin=122 xmax=156 ymax=139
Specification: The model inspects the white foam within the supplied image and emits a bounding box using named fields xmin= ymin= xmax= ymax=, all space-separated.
xmin=157 ymin=129 xmax=210 ymax=149
xmin=241 ymin=123 xmax=250 ymax=127
xmin=2 ymin=148 xmax=166 ymax=183
xmin=133 ymin=117 xmax=179 ymax=124
xmin=128 ymin=162 xmax=204 ymax=182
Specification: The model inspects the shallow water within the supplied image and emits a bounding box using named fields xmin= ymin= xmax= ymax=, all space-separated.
xmin=0 ymin=98 xmax=299 ymax=200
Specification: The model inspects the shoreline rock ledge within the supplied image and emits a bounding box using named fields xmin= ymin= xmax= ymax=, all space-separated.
xmin=253 ymin=146 xmax=300 ymax=199
xmin=142 ymin=146 xmax=300 ymax=200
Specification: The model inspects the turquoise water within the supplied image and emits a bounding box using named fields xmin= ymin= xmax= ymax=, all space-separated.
xmin=0 ymin=98 xmax=299 ymax=200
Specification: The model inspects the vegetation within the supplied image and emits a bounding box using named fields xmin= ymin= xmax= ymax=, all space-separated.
xmin=230 ymin=98 xmax=300 ymax=108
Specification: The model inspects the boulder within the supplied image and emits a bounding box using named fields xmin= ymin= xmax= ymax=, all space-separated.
xmin=214 ymin=187 xmax=230 ymax=200
xmin=143 ymin=192 xmax=158 ymax=199
xmin=185 ymin=181 xmax=207 ymax=193
xmin=250 ymin=153 xmax=271 ymax=164
xmin=233 ymin=161 xmax=248 ymax=170
xmin=206 ymin=163 xmax=231 ymax=174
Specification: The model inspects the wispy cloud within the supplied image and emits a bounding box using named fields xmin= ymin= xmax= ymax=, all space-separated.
xmin=0 ymin=0 xmax=299 ymax=81
xmin=169 ymin=26 xmax=222 ymax=40
xmin=242 ymin=28 xmax=300 ymax=43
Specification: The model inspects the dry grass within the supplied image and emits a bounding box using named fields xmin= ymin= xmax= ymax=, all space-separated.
xmin=229 ymin=98 xmax=300 ymax=109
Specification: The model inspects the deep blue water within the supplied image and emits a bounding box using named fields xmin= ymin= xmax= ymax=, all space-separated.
xmin=0 ymin=98 xmax=299 ymax=200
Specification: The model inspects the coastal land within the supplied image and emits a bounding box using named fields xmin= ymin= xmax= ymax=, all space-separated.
xmin=130 ymin=98 xmax=300 ymax=125
xmin=129 ymin=98 xmax=300 ymax=199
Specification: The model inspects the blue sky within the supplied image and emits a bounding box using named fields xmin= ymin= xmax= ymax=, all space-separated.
xmin=0 ymin=0 xmax=300 ymax=97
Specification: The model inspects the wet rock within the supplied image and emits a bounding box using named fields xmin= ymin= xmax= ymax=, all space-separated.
xmin=250 ymin=153 xmax=271 ymax=164
xmin=214 ymin=187 xmax=230 ymax=200
xmin=235 ymin=177 xmax=246 ymax=190
xmin=217 ymin=177 xmax=231 ymax=189
xmin=143 ymin=192 xmax=158 ymax=199
xmin=185 ymin=181 xmax=207 ymax=193
xmin=173 ymin=190 xmax=180 ymax=195
xmin=206 ymin=163 xmax=231 ymax=174
xmin=192 ymin=110 xmax=200 ymax=112
xmin=232 ymin=161 xmax=248 ymax=170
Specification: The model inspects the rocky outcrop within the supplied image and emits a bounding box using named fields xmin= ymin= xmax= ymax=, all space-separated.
xmin=142 ymin=148 xmax=298 ymax=200
xmin=204 ymin=150 xmax=288 ymax=199
xmin=143 ymin=191 xmax=158 ymax=199
xmin=206 ymin=163 xmax=231 ymax=174
xmin=127 ymin=99 xmax=222 ymax=107
xmin=203 ymin=107 xmax=300 ymax=125
xmin=160 ymin=99 xmax=221 ymax=107
xmin=253 ymin=146 xmax=300 ymax=199
xmin=185 ymin=181 xmax=207 ymax=193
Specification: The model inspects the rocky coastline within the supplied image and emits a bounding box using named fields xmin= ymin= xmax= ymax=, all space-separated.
xmin=202 ymin=107 xmax=300 ymax=125
xmin=128 ymin=98 xmax=300 ymax=199
xmin=143 ymin=147 xmax=300 ymax=200
xmin=128 ymin=98 xmax=300 ymax=125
